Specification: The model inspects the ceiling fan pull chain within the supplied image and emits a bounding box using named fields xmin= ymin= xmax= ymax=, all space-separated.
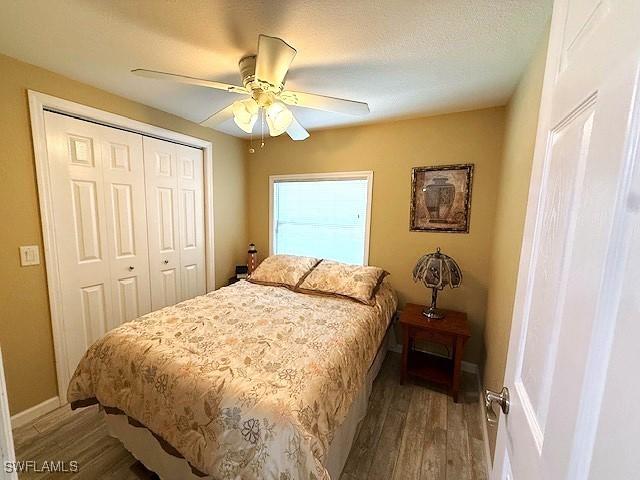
xmin=260 ymin=109 xmax=265 ymax=149
xmin=248 ymin=131 xmax=255 ymax=154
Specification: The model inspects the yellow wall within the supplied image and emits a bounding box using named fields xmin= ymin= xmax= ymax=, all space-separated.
xmin=483 ymin=33 xmax=549 ymax=456
xmin=0 ymin=53 xmax=248 ymax=414
xmin=247 ymin=108 xmax=506 ymax=364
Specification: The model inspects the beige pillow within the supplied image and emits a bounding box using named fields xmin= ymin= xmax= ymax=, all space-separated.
xmin=248 ymin=254 xmax=320 ymax=289
xmin=297 ymin=260 xmax=388 ymax=305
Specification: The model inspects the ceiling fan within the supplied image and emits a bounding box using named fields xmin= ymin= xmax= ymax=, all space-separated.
xmin=132 ymin=34 xmax=370 ymax=141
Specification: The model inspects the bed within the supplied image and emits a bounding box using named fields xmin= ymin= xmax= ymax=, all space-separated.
xmin=67 ymin=275 xmax=397 ymax=480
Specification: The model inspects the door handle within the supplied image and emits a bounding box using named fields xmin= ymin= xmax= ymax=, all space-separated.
xmin=128 ymin=266 xmax=135 ymax=271
xmin=484 ymin=387 xmax=510 ymax=425
xmin=163 ymin=260 xmax=169 ymax=264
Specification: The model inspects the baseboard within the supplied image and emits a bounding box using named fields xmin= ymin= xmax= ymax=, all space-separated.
xmin=389 ymin=341 xmax=480 ymax=375
xmin=388 ymin=342 xmax=402 ymax=354
xmin=461 ymin=360 xmax=479 ymax=374
xmin=10 ymin=396 xmax=61 ymax=429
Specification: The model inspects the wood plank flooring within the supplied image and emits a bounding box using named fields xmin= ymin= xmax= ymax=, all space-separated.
xmin=12 ymin=353 xmax=486 ymax=479
xmin=341 ymin=353 xmax=486 ymax=480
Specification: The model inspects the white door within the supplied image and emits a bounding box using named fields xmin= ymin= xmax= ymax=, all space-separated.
xmin=492 ymin=1 xmax=640 ymax=479
xmin=0 ymin=347 xmax=17 ymax=480
xmin=45 ymin=112 xmax=151 ymax=391
xmin=143 ymin=137 xmax=205 ymax=310
xmin=102 ymin=126 xmax=153 ymax=327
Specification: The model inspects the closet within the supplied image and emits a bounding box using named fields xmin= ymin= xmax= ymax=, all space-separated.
xmin=43 ymin=111 xmax=206 ymax=381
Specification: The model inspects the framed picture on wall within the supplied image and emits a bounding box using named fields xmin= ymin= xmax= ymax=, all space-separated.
xmin=410 ymin=164 xmax=474 ymax=233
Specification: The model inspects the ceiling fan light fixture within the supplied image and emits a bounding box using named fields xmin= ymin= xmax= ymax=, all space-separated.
xmin=232 ymin=98 xmax=259 ymax=133
xmin=265 ymin=101 xmax=294 ymax=137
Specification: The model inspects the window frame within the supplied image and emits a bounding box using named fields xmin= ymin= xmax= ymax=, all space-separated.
xmin=268 ymin=171 xmax=374 ymax=265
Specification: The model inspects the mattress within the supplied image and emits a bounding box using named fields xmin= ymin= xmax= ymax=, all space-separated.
xmin=68 ymin=280 xmax=397 ymax=479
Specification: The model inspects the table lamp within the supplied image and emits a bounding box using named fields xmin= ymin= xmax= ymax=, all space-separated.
xmin=412 ymin=247 xmax=462 ymax=319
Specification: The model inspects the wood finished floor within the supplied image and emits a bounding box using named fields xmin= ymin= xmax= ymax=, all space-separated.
xmin=12 ymin=353 xmax=486 ymax=480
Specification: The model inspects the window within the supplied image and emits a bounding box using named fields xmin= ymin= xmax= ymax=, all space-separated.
xmin=270 ymin=172 xmax=373 ymax=265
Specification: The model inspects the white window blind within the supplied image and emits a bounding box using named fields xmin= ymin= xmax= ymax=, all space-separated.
xmin=272 ymin=175 xmax=371 ymax=265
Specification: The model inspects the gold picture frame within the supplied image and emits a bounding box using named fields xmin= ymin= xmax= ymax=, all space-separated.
xmin=410 ymin=164 xmax=474 ymax=233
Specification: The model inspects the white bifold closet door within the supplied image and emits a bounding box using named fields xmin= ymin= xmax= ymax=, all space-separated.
xmin=143 ymin=137 xmax=205 ymax=310
xmin=44 ymin=112 xmax=152 ymax=380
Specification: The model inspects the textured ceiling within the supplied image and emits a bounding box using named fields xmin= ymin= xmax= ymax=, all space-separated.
xmin=0 ymin=0 xmax=551 ymax=137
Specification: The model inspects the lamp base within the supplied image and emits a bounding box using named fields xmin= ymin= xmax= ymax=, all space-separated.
xmin=422 ymin=306 xmax=445 ymax=320
xmin=423 ymin=288 xmax=445 ymax=320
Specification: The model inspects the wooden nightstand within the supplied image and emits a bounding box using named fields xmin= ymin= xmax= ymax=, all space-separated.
xmin=400 ymin=304 xmax=471 ymax=402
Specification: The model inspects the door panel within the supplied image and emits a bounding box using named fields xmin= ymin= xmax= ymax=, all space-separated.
xmin=183 ymin=264 xmax=199 ymax=299
xmin=560 ymin=0 xmax=607 ymax=72
xmin=181 ymin=189 xmax=197 ymax=249
xmin=144 ymin=137 xmax=181 ymax=310
xmin=68 ymin=135 xmax=94 ymax=166
xmin=110 ymin=183 xmax=135 ymax=258
xmin=157 ymin=187 xmax=176 ymax=252
xmin=177 ymin=144 xmax=206 ymax=300
xmin=117 ymin=276 xmax=139 ymax=325
xmin=45 ymin=112 xmax=114 ymax=383
xmin=156 ymin=151 xmax=173 ymax=177
xmin=80 ymin=283 xmax=107 ymax=345
xmin=44 ymin=112 xmax=150 ymax=393
xmin=71 ymin=179 xmax=102 ymax=262
xmin=161 ymin=268 xmax=178 ymax=306
xmin=109 ymin=142 xmax=131 ymax=171
xmin=518 ymin=101 xmax=594 ymax=433
xmin=144 ymin=138 xmax=205 ymax=310
xmin=100 ymin=125 xmax=151 ymax=327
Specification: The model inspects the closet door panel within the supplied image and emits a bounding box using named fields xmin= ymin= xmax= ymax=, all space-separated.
xmin=44 ymin=112 xmax=114 ymax=383
xmin=100 ymin=126 xmax=151 ymax=327
xmin=110 ymin=183 xmax=135 ymax=257
xmin=80 ymin=284 xmax=108 ymax=346
xmin=143 ymin=137 xmax=181 ymax=310
xmin=161 ymin=268 xmax=179 ymax=306
xmin=116 ymin=276 xmax=140 ymax=324
xmin=71 ymin=179 xmax=102 ymax=263
xmin=177 ymin=144 xmax=206 ymax=300
xmin=157 ymin=187 xmax=177 ymax=252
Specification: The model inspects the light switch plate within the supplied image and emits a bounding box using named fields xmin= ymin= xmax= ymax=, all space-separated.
xmin=19 ymin=245 xmax=40 ymax=266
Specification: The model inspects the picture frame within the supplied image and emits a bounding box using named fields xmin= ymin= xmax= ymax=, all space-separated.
xmin=410 ymin=163 xmax=474 ymax=233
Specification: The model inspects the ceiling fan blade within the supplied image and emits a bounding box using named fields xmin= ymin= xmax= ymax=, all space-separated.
xmin=200 ymin=103 xmax=236 ymax=128
xmin=254 ymin=35 xmax=297 ymax=89
xmin=286 ymin=114 xmax=310 ymax=141
xmin=279 ymin=90 xmax=370 ymax=115
xmin=132 ymin=69 xmax=248 ymax=94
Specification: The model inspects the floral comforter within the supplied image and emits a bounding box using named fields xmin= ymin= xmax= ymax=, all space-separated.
xmin=67 ymin=280 xmax=397 ymax=479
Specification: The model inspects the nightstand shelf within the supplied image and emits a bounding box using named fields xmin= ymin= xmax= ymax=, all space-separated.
xmin=406 ymin=350 xmax=454 ymax=387
xmin=400 ymin=304 xmax=471 ymax=402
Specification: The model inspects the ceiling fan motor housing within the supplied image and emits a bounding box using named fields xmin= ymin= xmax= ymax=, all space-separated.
xmin=238 ymin=55 xmax=256 ymax=86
